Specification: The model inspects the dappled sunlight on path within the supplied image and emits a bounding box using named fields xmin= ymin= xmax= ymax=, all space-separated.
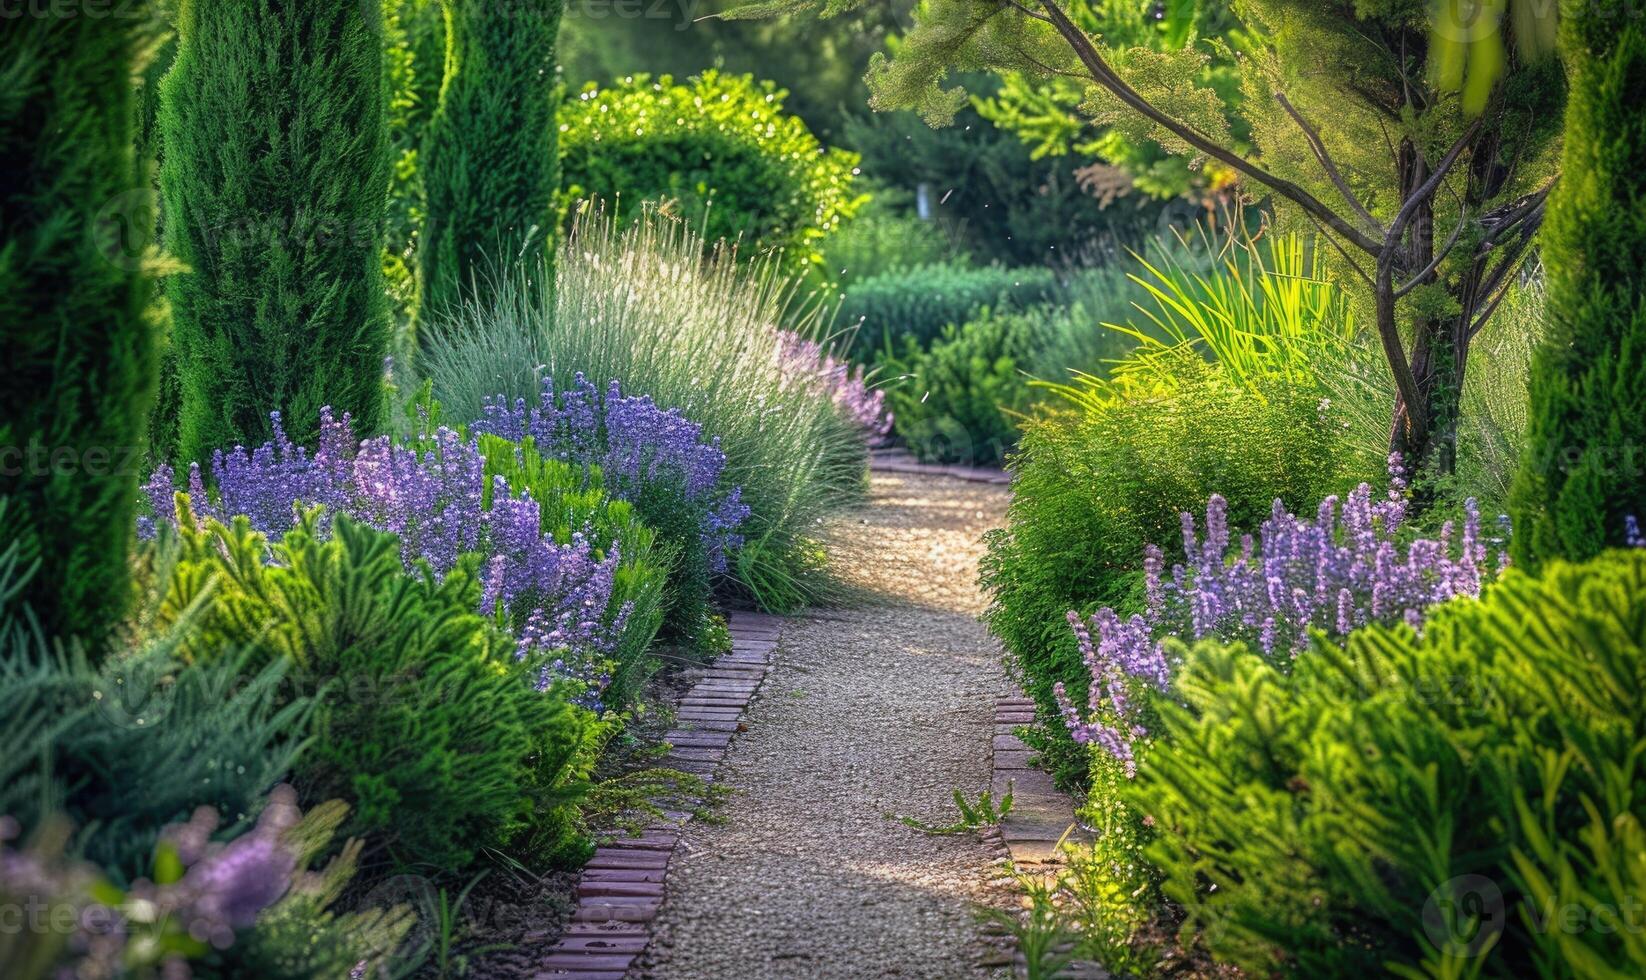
xmin=638 ymin=473 xmax=1017 ymax=979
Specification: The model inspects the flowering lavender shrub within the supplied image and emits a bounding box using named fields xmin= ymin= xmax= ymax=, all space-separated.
xmin=475 ymin=374 xmax=750 ymax=645
xmin=1055 ymin=458 xmax=1507 ymax=774
xmin=141 ymin=408 xmax=633 ymax=699
xmin=775 ymin=330 xmax=892 ymax=443
xmin=0 ymin=787 xmax=405 ymax=980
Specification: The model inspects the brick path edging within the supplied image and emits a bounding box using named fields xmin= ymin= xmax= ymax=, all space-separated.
xmin=533 ymin=611 xmax=783 ymax=980
xmin=869 ymin=447 xmax=1012 ymax=486
xmin=977 ymin=696 xmax=1090 ymax=867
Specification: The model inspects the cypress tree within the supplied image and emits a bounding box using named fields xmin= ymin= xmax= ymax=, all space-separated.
xmin=159 ymin=0 xmax=391 ymax=462
xmin=0 ymin=13 xmax=158 ymax=646
xmin=1510 ymin=6 xmax=1646 ymax=565
xmin=417 ymin=0 xmax=563 ymax=334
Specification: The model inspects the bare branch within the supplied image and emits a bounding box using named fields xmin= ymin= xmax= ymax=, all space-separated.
xmin=1273 ymin=90 xmax=1381 ymax=235
xmin=1394 ymin=206 xmax=1467 ymax=298
xmin=1032 ymin=0 xmax=1383 ymax=255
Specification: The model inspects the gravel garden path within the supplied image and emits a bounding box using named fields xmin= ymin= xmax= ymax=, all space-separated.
xmin=638 ymin=471 xmax=1020 ymax=979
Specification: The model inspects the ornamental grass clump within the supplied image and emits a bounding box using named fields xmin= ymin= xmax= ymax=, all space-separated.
xmin=421 ymin=212 xmax=868 ymax=611
xmin=1056 ymin=458 xmax=1506 ymax=774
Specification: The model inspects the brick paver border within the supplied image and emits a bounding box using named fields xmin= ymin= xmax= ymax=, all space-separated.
xmin=533 ymin=611 xmax=783 ymax=979
xmin=869 ymin=446 xmax=1012 ymax=486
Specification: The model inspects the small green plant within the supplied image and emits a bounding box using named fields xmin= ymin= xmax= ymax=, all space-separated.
xmin=892 ymin=784 xmax=1014 ymax=835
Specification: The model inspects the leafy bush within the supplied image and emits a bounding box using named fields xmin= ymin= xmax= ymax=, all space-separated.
xmin=474 ymin=374 xmax=751 ymax=650
xmin=158 ymin=0 xmax=391 ymax=463
xmin=558 ymin=71 xmax=864 ymax=268
xmin=1510 ymin=11 xmax=1646 ymax=566
xmin=0 ymin=547 xmax=311 ymax=881
xmin=2 ymin=12 xmax=157 ymax=649
xmin=838 ymin=261 xmax=1062 ymax=359
xmin=806 ymin=183 xmax=959 ymax=294
xmin=979 ymin=357 xmax=1357 ymax=780
xmin=1129 ymin=550 xmax=1646 ymax=977
xmin=156 ymin=512 xmax=591 ymax=872
xmin=421 ymin=213 xmax=868 ymax=611
xmin=883 ymin=309 xmax=1047 ymax=466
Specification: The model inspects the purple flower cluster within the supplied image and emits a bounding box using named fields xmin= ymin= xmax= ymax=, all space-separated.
xmin=475 ymin=374 xmax=750 ymax=573
xmin=1055 ymin=455 xmax=1507 ymax=773
xmin=142 ymin=411 xmax=631 ymax=701
xmin=0 ymin=788 xmax=304 ymax=978
xmin=775 ymin=330 xmax=892 ymax=443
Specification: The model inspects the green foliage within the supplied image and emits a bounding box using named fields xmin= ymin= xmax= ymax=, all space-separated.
xmin=558 ymin=71 xmax=865 ymax=269
xmin=882 ymin=308 xmax=1049 ymax=466
xmin=419 ymin=0 xmax=564 ymax=324
xmin=972 ymin=0 xmax=1254 ymax=200
xmin=1128 ymin=550 xmax=1646 ymax=977
xmin=0 ymin=546 xmax=310 ymax=881
xmin=0 ymin=11 xmax=158 ymax=647
xmin=979 ymin=358 xmax=1355 ymax=780
xmin=158 ymin=0 xmax=391 ymax=464
xmin=156 ymin=510 xmax=590 ymax=872
xmin=805 ymin=183 xmax=960 ymax=294
xmin=1510 ymin=13 xmax=1646 ymax=566
xmin=381 ymin=0 xmax=446 ymax=335
xmin=840 ymin=86 xmax=1161 ymax=266
xmin=421 ymin=213 xmax=868 ymax=612
xmin=474 ymin=433 xmax=668 ymax=703
xmin=838 ymin=261 xmax=1062 ymax=358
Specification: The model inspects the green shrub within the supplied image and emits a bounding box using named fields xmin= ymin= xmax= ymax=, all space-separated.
xmin=1129 ymin=550 xmax=1646 ymax=978
xmin=979 ymin=358 xmax=1355 ymax=781
xmin=558 ymin=71 xmax=864 ymax=269
xmin=0 ymin=546 xmax=311 ymax=881
xmin=158 ymin=510 xmax=590 ymax=872
xmin=418 ymin=0 xmax=563 ymax=324
xmin=805 ymin=183 xmax=959 ymax=294
xmin=1 ymin=13 xmax=158 ymax=648
xmin=158 ymin=0 xmax=391 ymax=464
xmin=883 ymin=309 xmax=1047 ymax=466
xmin=422 ymin=213 xmax=868 ymax=612
xmin=838 ymin=261 xmax=1062 ymax=359
xmin=1510 ymin=13 xmax=1646 ymax=566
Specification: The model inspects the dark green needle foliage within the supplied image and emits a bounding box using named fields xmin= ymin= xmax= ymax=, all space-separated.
xmin=1510 ymin=8 xmax=1646 ymax=565
xmin=0 ymin=12 xmax=159 ymax=649
xmin=158 ymin=0 xmax=391 ymax=464
xmin=418 ymin=0 xmax=564 ymax=330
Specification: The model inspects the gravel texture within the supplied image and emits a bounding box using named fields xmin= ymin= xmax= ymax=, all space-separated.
xmin=638 ymin=471 xmax=1019 ymax=979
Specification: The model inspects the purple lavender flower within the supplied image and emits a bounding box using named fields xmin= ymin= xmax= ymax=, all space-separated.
xmin=1057 ymin=461 xmax=1506 ymax=772
xmin=774 ymin=330 xmax=893 ymax=442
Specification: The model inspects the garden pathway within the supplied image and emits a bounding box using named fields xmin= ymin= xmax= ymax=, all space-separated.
xmin=636 ymin=471 xmax=1019 ymax=979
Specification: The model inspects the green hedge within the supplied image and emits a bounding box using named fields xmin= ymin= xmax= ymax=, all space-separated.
xmin=1132 ymin=550 xmax=1646 ymax=977
xmin=558 ymin=71 xmax=863 ymax=268
xmin=839 ymin=261 xmax=1061 ymax=359
xmin=979 ymin=358 xmax=1355 ymax=782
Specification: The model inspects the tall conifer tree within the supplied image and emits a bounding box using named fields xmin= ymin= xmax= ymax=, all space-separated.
xmin=1510 ymin=5 xmax=1646 ymax=564
xmin=159 ymin=0 xmax=391 ymax=461
xmin=1 ymin=12 xmax=158 ymax=647
xmin=417 ymin=0 xmax=563 ymax=336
